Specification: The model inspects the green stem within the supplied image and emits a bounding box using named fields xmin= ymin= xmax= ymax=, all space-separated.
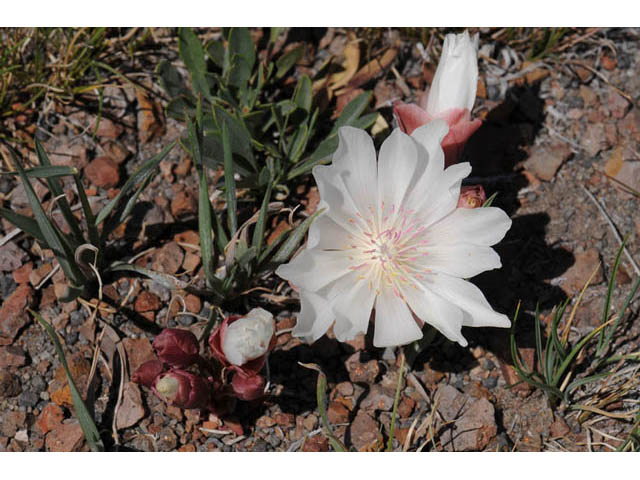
xmin=387 ymin=352 xmax=406 ymax=452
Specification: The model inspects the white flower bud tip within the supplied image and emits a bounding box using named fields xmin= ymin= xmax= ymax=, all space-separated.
xmin=222 ymin=308 xmax=275 ymax=366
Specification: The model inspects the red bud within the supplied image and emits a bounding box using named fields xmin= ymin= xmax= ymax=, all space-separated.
xmin=153 ymin=328 xmax=200 ymax=368
xmin=131 ymin=359 xmax=165 ymax=388
xmin=152 ymin=369 xmax=212 ymax=410
xmin=457 ymin=185 xmax=486 ymax=209
xmin=231 ymin=373 xmax=266 ymax=401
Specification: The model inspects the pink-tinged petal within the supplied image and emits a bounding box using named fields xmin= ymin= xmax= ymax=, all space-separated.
xmin=457 ymin=185 xmax=486 ymax=209
xmin=393 ymin=102 xmax=433 ymax=135
xmin=438 ymin=108 xmax=482 ymax=166
xmin=209 ymin=315 xmax=241 ymax=367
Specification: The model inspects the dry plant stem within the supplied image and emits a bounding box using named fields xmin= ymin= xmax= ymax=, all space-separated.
xmin=582 ymin=186 xmax=640 ymax=275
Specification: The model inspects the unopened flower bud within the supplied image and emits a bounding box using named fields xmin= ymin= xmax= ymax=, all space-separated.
xmin=132 ymin=359 xmax=165 ymax=388
xmin=221 ymin=308 xmax=275 ymax=366
xmin=153 ymin=328 xmax=200 ymax=368
xmin=457 ymin=185 xmax=486 ymax=209
xmin=152 ymin=369 xmax=211 ymax=410
xmin=231 ymin=373 xmax=266 ymax=401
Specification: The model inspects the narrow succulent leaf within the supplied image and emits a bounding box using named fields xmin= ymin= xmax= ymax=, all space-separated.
xmin=597 ymin=275 xmax=640 ymax=361
xmin=178 ymin=28 xmax=211 ymax=100
xmin=222 ymin=121 xmax=237 ymax=236
xmin=276 ymin=44 xmax=304 ymax=79
xmin=482 ymin=192 xmax=499 ymax=208
xmin=9 ymin=147 xmax=82 ymax=285
xmin=197 ymin=159 xmax=215 ymax=289
xmin=251 ymin=182 xmax=273 ymax=258
xmin=157 ymin=59 xmax=189 ymax=99
xmin=206 ymin=40 xmax=225 ymax=68
xmin=199 ymin=308 xmax=220 ymax=343
xmin=564 ymin=372 xmax=613 ymax=404
xmin=299 ymin=363 xmax=347 ymax=452
xmin=257 ymin=225 xmax=291 ymax=265
xmin=293 ymin=75 xmax=312 ymax=112
xmin=35 ymin=139 xmax=85 ymax=244
xmin=32 ymin=310 xmax=104 ymax=452
xmin=72 ymin=174 xmax=100 ymax=249
xmin=598 ymin=239 xmax=625 ymax=351
xmin=0 ymin=208 xmax=46 ymax=244
xmin=1 ymin=165 xmax=76 ymax=178
xmin=227 ymin=27 xmax=255 ymax=89
xmin=271 ymin=209 xmax=324 ymax=264
xmin=333 ymin=91 xmax=372 ymax=131
xmin=95 ymin=141 xmax=176 ymax=226
xmin=288 ymin=124 xmax=309 ymax=163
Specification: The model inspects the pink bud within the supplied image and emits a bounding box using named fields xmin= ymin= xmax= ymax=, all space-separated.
xmin=131 ymin=359 xmax=165 ymax=388
xmin=457 ymin=185 xmax=486 ymax=209
xmin=152 ymin=369 xmax=212 ymax=410
xmin=393 ymin=103 xmax=481 ymax=167
xmin=153 ymin=328 xmax=200 ymax=368
xmin=231 ymin=373 xmax=266 ymax=401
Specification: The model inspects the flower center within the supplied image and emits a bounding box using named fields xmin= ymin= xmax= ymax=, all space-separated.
xmin=346 ymin=204 xmax=429 ymax=296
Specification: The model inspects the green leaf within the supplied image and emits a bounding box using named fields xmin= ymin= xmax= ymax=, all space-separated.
xmin=293 ymin=75 xmax=312 ymax=112
xmin=333 ymin=90 xmax=372 ymax=131
xmin=95 ymin=141 xmax=176 ymax=227
xmin=276 ymin=44 xmax=304 ymax=79
xmin=35 ymin=139 xmax=85 ymax=245
xmin=0 ymin=207 xmax=46 ymax=244
xmin=251 ymin=182 xmax=273 ymax=257
xmin=288 ymin=123 xmax=309 ymax=163
xmin=482 ymin=192 xmax=498 ymax=208
xmin=227 ymin=27 xmax=256 ymax=89
xmin=178 ymin=28 xmax=211 ymax=100
xmin=8 ymin=146 xmax=83 ymax=287
xmin=206 ymin=40 xmax=225 ymax=68
xmin=1 ymin=165 xmax=76 ymax=178
xmin=32 ymin=310 xmax=104 ymax=452
xmin=222 ymin=121 xmax=237 ymax=236
xmin=156 ymin=60 xmax=189 ymax=99
xmin=271 ymin=209 xmax=323 ymax=264
xmin=287 ymin=92 xmax=373 ymax=180
xmin=72 ymin=174 xmax=100 ymax=250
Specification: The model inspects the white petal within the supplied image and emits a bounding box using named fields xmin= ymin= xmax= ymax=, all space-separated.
xmin=292 ymin=289 xmax=335 ymax=342
xmin=373 ymin=289 xmax=423 ymax=347
xmin=332 ymin=272 xmax=377 ymax=342
xmin=377 ymin=129 xmax=420 ymax=213
xmin=425 ymin=207 xmax=512 ymax=247
xmin=410 ymin=119 xmax=449 ymax=166
xmin=275 ymin=248 xmax=352 ymax=292
xmin=307 ymin=206 xmax=351 ymax=250
xmin=313 ymin=164 xmax=368 ymax=236
xmin=426 ymin=31 xmax=479 ymax=115
xmin=422 ymin=243 xmax=502 ymax=278
xmin=331 ymin=126 xmax=378 ymax=216
xmin=424 ymin=273 xmax=511 ymax=329
xmin=400 ymin=282 xmax=467 ymax=346
xmin=414 ymin=162 xmax=472 ymax=227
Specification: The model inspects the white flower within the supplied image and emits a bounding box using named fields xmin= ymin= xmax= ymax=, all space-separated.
xmin=426 ymin=31 xmax=479 ymax=117
xmin=222 ymin=307 xmax=275 ymax=365
xmin=276 ymin=121 xmax=511 ymax=348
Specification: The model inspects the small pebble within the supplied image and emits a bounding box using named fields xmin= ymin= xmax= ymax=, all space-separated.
xmin=482 ymin=376 xmax=498 ymax=389
xmin=18 ymin=391 xmax=39 ymax=408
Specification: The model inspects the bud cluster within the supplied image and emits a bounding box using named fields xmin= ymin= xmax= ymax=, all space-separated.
xmin=132 ymin=308 xmax=276 ymax=412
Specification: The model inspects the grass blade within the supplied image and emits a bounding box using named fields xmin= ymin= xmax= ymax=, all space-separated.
xmin=32 ymin=310 xmax=104 ymax=451
xmin=1 ymin=165 xmax=76 ymax=178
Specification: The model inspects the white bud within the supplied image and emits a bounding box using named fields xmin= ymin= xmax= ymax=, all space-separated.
xmin=155 ymin=375 xmax=179 ymax=401
xmin=222 ymin=308 xmax=275 ymax=366
xmin=426 ymin=31 xmax=479 ymax=116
